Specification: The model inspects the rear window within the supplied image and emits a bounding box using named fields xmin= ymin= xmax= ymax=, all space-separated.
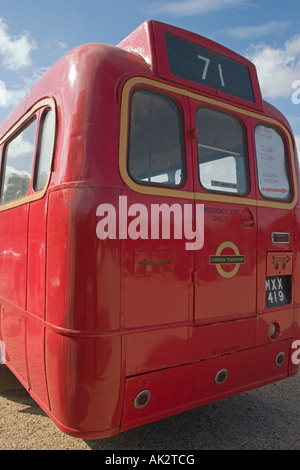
xmin=196 ymin=107 xmax=249 ymax=195
xmin=34 ymin=108 xmax=55 ymax=191
xmin=255 ymin=125 xmax=291 ymax=201
xmin=1 ymin=118 xmax=37 ymax=204
xmin=128 ymin=88 xmax=185 ymax=187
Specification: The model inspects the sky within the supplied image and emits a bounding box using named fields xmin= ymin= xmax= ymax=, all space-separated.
xmin=0 ymin=0 xmax=299 ymax=154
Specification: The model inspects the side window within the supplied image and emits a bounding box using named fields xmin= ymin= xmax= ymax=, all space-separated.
xmin=128 ymin=88 xmax=185 ymax=187
xmin=34 ymin=108 xmax=54 ymax=191
xmin=255 ymin=125 xmax=291 ymax=201
xmin=1 ymin=118 xmax=37 ymax=204
xmin=196 ymin=107 xmax=249 ymax=195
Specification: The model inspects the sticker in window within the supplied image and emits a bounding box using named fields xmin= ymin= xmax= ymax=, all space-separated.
xmin=255 ymin=125 xmax=290 ymax=200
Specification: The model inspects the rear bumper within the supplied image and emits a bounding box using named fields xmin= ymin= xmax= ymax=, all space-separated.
xmin=121 ymin=339 xmax=295 ymax=432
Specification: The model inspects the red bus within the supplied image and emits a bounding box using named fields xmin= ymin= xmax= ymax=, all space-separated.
xmin=0 ymin=20 xmax=299 ymax=439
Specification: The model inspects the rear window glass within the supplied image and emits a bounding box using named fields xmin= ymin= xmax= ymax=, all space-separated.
xmin=196 ymin=107 xmax=249 ymax=195
xmin=128 ymin=88 xmax=185 ymax=187
xmin=34 ymin=108 xmax=54 ymax=191
xmin=1 ymin=118 xmax=37 ymax=204
xmin=255 ymin=125 xmax=291 ymax=201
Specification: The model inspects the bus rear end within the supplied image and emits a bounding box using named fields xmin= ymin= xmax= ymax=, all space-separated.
xmin=0 ymin=20 xmax=299 ymax=439
xmin=116 ymin=21 xmax=300 ymax=433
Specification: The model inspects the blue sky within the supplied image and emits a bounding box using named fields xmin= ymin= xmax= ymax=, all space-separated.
xmin=0 ymin=0 xmax=299 ymax=153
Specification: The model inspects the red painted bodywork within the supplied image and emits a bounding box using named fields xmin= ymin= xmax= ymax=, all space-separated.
xmin=0 ymin=20 xmax=299 ymax=439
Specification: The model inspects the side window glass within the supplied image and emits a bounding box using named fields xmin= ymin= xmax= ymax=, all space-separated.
xmin=255 ymin=125 xmax=290 ymax=200
xmin=1 ymin=119 xmax=37 ymax=204
xmin=128 ymin=88 xmax=185 ymax=186
xmin=34 ymin=109 xmax=54 ymax=191
xmin=196 ymin=107 xmax=249 ymax=195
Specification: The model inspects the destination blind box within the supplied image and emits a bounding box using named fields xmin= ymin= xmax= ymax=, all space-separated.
xmin=165 ymin=33 xmax=255 ymax=102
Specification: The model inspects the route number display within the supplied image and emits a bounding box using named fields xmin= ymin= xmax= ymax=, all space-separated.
xmin=165 ymin=33 xmax=255 ymax=102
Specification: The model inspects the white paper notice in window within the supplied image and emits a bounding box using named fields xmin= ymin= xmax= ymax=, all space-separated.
xmin=255 ymin=125 xmax=290 ymax=200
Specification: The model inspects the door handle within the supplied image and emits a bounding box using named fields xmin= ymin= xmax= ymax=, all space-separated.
xmin=242 ymin=208 xmax=255 ymax=228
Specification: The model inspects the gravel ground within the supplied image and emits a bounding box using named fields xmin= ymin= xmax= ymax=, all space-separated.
xmin=0 ymin=374 xmax=300 ymax=451
xmin=0 ymin=372 xmax=299 ymax=450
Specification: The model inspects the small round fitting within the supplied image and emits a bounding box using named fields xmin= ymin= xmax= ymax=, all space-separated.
xmin=215 ymin=368 xmax=228 ymax=385
xmin=275 ymin=352 xmax=285 ymax=367
xmin=134 ymin=390 xmax=151 ymax=409
xmin=269 ymin=322 xmax=280 ymax=341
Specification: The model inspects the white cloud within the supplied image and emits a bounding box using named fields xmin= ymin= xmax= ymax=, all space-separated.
xmin=223 ymin=21 xmax=291 ymax=40
xmin=0 ymin=80 xmax=28 ymax=108
xmin=151 ymin=0 xmax=250 ymax=16
xmin=46 ymin=39 xmax=68 ymax=51
xmin=0 ymin=18 xmax=37 ymax=70
xmin=247 ymin=35 xmax=300 ymax=100
xmin=0 ymin=65 xmax=48 ymax=111
xmin=0 ymin=81 xmax=6 ymax=107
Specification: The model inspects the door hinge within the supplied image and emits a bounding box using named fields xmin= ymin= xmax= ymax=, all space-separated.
xmin=192 ymin=270 xmax=198 ymax=284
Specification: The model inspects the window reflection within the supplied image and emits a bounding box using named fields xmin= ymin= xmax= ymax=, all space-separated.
xmin=2 ymin=119 xmax=37 ymax=203
xmin=128 ymin=88 xmax=185 ymax=187
xmin=196 ymin=107 xmax=248 ymax=195
xmin=34 ymin=109 xmax=54 ymax=191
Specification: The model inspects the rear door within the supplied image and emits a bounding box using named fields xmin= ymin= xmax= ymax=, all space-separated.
xmin=118 ymin=82 xmax=195 ymax=374
xmin=190 ymin=100 xmax=258 ymax=326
